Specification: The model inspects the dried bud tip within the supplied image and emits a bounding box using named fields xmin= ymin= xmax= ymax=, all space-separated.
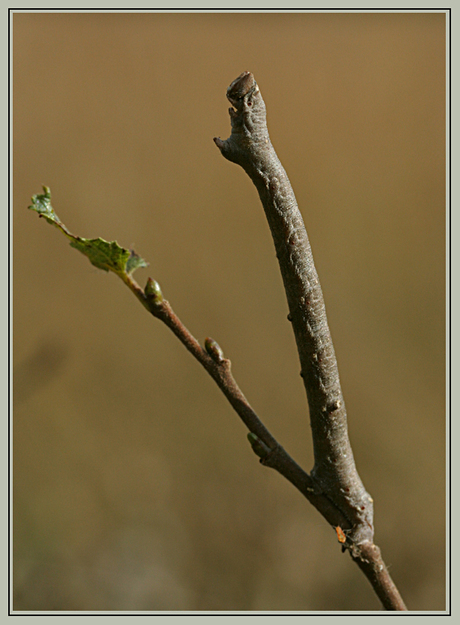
xmin=204 ymin=337 xmax=225 ymax=362
xmin=227 ymin=71 xmax=256 ymax=105
xmin=144 ymin=278 xmax=163 ymax=304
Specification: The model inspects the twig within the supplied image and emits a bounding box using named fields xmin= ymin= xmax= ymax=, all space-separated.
xmin=30 ymin=72 xmax=407 ymax=609
xmin=213 ymin=71 xmax=407 ymax=611
xmin=125 ymin=270 xmax=406 ymax=610
xmin=136 ymin=277 xmax=356 ymax=533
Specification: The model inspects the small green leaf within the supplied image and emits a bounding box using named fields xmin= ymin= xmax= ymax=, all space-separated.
xmin=69 ymin=237 xmax=132 ymax=274
xmin=28 ymin=186 xmax=148 ymax=280
xmin=126 ymin=250 xmax=148 ymax=275
xmin=29 ymin=186 xmax=55 ymax=222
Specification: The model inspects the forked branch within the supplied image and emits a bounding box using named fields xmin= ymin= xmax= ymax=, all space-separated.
xmin=138 ymin=278 xmax=359 ymax=533
xmin=28 ymin=72 xmax=407 ymax=611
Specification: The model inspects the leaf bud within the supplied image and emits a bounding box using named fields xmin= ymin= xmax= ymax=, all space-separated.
xmin=247 ymin=432 xmax=271 ymax=459
xmin=204 ymin=337 xmax=225 ymax=362
xmin=144 ymin=278 xmax=163 ymax=305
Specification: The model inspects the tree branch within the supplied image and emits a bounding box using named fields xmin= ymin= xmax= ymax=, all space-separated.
xmin=136 ymin=277 xmax=356 ymax=534
xmin=28 ymin=71 xmax=408 ymax=610
xmin=125 ymin=270 xmax=406 ymax=610
xmin=213 ymin=71 xmax=407 ymax=611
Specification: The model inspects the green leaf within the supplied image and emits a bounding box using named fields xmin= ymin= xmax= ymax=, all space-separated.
xmin=69 ymin=237 xmax=132 ymax=274
xmin=126 ymin=249 xmax=148 ymax=275
xmin=28 ymin=185 xmax=56 ymax=223
xmin=28 ymin=186 xmax=148 ymax=279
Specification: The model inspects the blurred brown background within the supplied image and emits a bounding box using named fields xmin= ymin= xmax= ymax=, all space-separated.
xmin=13 ymin=12 xmax=446 ymax=611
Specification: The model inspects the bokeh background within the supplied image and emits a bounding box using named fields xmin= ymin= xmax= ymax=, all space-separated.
xmin=13 ymin=12 xmax=446 ymax=612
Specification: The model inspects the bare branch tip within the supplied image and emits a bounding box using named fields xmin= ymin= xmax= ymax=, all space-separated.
xmin=227 ymin=71 xmax=256 ymax=105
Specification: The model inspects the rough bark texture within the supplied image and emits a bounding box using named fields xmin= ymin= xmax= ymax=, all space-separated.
xmin=214 ymin=71 xmax=373 ymax=545
xmin=213 ymin=72 xmax=406 ymax=610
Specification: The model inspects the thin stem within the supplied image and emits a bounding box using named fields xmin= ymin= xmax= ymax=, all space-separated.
xmin=138 ymin=279 xmax=355 ymax=535
xmin=131 ymin=274 xmax=405 ymax=610
xmin=126 ymin=271 xmax=405 ymax=609
xmin=353 ymin=543 xmax=408 ymax=611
